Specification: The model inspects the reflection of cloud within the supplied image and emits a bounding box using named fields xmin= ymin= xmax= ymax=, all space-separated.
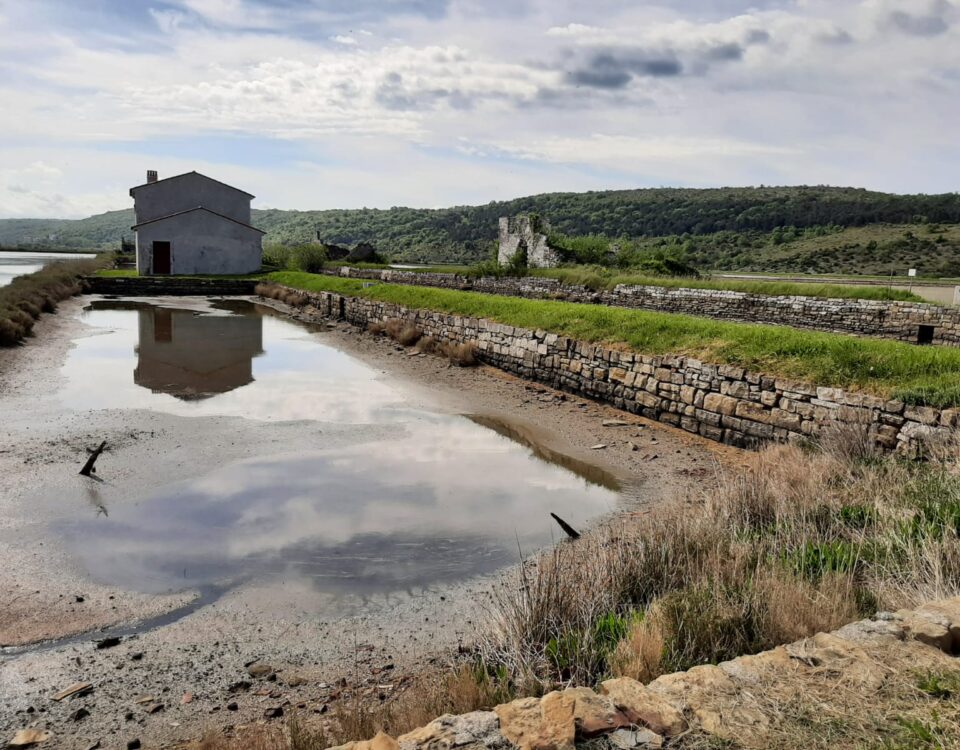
xmin=65 ymin=423 xmax=616 ymax=602
xmin=61 ymin=298 xmax=617 ymax=609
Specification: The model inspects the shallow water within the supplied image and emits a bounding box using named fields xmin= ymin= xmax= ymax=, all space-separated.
xmin=56 ymin=298 xmax=618 ymax=614
xmin=0 ymin=250 xmax=95 ymax=287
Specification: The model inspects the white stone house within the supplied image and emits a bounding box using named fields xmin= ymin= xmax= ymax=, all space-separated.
xmin=130 ymin=170 xmax=265 ymax=275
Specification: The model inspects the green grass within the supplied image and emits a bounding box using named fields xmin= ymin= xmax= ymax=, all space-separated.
xmin=267 ymin=271 xmax=960 ymax=407
xmin=321 ymin=261 xmax=926 ymax=302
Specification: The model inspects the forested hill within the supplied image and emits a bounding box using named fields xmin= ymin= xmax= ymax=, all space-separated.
xmin=2 ymin=186 xmax=959 ymax=265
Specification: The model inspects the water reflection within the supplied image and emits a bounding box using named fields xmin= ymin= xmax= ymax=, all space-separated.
xmin=65 ymin=417 xmax=616 ymax=611
xmin=134 ymin=306 xmax=264 ymax=400
xmin=58 ymin=298 xmax=619 ymax=614
xmin=64 ymin=299 xmax=408 ymax=422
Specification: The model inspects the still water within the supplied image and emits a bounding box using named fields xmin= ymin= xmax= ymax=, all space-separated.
xmin=58 ymin=299 xmax=618 ymax=609
xmin=0 ymin=250 xmax=96 ymax=287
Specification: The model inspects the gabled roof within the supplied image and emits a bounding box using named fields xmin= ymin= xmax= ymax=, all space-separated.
xmin=129 ymin=171 xmax=255 ymax=199
xmin=131 ymin=206 xmax=266 ymax=234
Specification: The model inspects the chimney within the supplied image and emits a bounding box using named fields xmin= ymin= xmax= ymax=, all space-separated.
xmin=147 ymin=170 xmax=158 ymax=184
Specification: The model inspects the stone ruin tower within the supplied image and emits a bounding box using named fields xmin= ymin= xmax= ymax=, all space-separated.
xmin=498 ymin=215 xmax=562 ymax=269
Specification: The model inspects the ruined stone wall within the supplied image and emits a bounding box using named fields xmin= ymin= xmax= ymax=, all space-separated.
xmin=331 ymin=267 xmax=960 ymax=346
xmin=282 ymin=285 xmax=957 ymax=454
xmin=497 ymin=216 xmax=562 ymax=269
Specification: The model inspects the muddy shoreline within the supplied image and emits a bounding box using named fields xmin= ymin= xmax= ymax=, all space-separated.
xmin=0 ymin=296 xmax=737 ymax=749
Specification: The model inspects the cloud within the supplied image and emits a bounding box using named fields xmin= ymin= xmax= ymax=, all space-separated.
xmin=567 ymin=51 xmax=683 ymax=88
xmin=546 ymin=23 xmax=601 ymax=37
xmin=2 ymin=0 xmax=960 ymax=217
xmin=887 ymin=8 xmax=949 ymax=36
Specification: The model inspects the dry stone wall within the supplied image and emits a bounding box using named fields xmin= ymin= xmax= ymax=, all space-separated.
xmin=284 ymin=285 xmax=957 ymax=454
xmin=332 ymin=267 xmax=960 ymax=346
xmin=86 ymin=276 xmax=258 ymax=296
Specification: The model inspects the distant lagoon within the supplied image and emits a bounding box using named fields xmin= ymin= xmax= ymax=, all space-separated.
xmin=0 ymin=250 xmax=96 ymax=287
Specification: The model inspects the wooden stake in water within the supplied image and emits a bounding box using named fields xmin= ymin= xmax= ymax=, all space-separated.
xmin=80 ymin=441 xmax=107 ymax=476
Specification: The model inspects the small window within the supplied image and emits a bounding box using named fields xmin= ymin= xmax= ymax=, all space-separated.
xmin=918 ymin=325 xmax=935 ymax=345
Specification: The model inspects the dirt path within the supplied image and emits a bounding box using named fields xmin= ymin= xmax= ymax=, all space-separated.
xmin=0 ymin=296 xmax=738 ymax=750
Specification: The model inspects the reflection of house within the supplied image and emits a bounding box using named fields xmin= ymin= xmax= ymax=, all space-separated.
xmin=129 ymin=170 xmax=265 ymax=275
xmin=134 ymin=308 xmax=264 ymax=400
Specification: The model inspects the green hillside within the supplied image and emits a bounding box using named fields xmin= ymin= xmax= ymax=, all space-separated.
xmin=3 ymin=186 xmax=960 ymax=273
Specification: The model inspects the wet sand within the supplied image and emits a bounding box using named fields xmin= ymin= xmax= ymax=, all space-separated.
xmin=0 ymin=296 xmax=738 ymax=749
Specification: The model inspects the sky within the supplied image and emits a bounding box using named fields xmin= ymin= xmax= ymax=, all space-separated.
xmin=0 ymin=0 xmax=958 ymax=218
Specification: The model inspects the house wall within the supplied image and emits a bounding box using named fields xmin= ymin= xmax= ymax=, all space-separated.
xmin=135 ymin=211 xmax=262 ymax=275
xmin=132 ymin=173 xmax=251 ymax=224
xmin=332 ymin=267 xmax=960 ymax=347
xmin=276 ymin=285 xmax=956 ymax=455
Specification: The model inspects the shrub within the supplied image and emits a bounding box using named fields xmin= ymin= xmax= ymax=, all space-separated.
xmin=261 ymin=245 xmax=292 ymax=270
xmin=291 ymin=244 xmax=328 ymax=273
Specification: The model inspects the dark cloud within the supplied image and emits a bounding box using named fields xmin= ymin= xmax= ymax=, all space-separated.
xmin=887 ymin=7 xmax=949 ymax=37
xmin=745 ymin=29 xmax=771 ymax=45
xmin=566 ymin=50 xmax=683 ymax=89
xmin=562 ymin=37 xmax=755 ymax=90
xmin=817 ymin=28 xmax=854 ymax=45
xmin=374 ymin=72 xmax=480 ymax=111
xmin=703 ymin=42 xmax=744 ymax=61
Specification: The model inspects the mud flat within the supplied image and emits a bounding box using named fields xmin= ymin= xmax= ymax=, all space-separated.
xmin=0 ymin=296 xmax=732 ymax=749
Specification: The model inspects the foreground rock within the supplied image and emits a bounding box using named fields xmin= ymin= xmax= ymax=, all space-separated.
xmin=330 ymin=596 xmax=960 ymax=750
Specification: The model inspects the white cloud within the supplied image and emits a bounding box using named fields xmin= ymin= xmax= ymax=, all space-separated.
xmin=1 ymin=0 xmax=959 ymax=217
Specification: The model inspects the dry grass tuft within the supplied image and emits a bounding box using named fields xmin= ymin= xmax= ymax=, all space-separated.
xmin=479 ymin=440 xmax=960 ymax=692
xmin=184 ymin=665 xmax=512 ymax=750
xmin=415 ymin=336 xmax=440 ymax=354
xmin=369 ymin=318 xmax=423 ymax=346
xmin=255 ymin=282 xmax=309 ymax=308
xmin=442 ymin=341 xmax=479 ymax=366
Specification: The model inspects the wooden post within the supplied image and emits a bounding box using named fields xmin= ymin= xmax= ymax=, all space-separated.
xmin=80 ymin=441 xmax=107 ymax=476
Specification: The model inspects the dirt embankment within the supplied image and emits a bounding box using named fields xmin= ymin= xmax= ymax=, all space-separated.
xmin=0 ymin=296 xmax=735 ymax=750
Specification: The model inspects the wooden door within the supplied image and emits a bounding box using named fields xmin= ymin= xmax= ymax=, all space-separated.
xmin=152 ymin=241 xmax=171 ymax=275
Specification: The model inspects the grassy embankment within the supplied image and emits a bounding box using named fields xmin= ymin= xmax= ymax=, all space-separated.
xmin=267 ymin=271 xmax=960 ymax=407
xmin=0 ymin=256 xmax=107 ymax=345
xmin=315 ymin=261 xmax=927 ymax=301
xmin=529 ymin=267 xmax=925 ymax=301
xmin=193 ymin=437 xmax=960 ymax=750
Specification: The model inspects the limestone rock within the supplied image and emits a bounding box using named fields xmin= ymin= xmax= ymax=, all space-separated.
xmin=718 ymin=646 xmax=798 ymax=684
xmin=915 ymin=597 xmax=960 ymax=650
xmin=562 ymin=686 xmax=633 ymax=738
xmin=9 ymin=730 xmax=51 ymax=747
xmin=494 ymin=692 xmax=575 ymax=750
xmin=608 ymin=728 xmax=663 ymax=749
xmin=833 ymin=618 xmax=906 ymax=646
xmin=647 ymin=665 xmax=769 ymax=747
xmin=330 ymin=731 xmax=400 ymax=750
xmin=598 ymin=678 xmax=687 ymax=736
xmin=893 ymin=609 xmax=954 ymax=652
xmin=785 ymin=632 xmax=886 ymax=690
xmin=247 ymin=662 xmax=274 ymax=679
xmin=399 ymin=711 xmax=508 ymax=750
